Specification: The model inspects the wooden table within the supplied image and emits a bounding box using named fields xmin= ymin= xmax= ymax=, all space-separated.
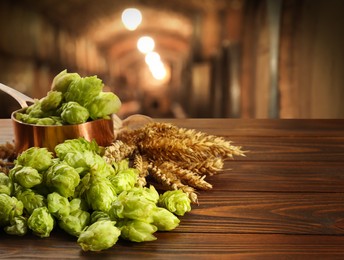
xmin=1 ymin=118 xmax=344 ymax=259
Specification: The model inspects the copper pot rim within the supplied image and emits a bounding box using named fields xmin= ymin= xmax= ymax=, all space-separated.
xmin=11 ymin=107 xmax=114 ymax=129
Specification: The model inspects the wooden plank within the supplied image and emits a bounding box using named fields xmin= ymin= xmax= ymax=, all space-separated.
xmin=208 ymin=161 xmax=344 ymax=192
xmin=228 ymin=136 xmax=344 ymax=162
xmin=160 ymin=119 xmax=344 ymax=137
xmin=1 ymin=232 xmax=344 ymax=259
xmin=182 ymin=192 xmax=344 ymax=235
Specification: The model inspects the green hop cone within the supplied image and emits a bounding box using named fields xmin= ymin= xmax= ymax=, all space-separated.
xmin=0 ymin=194 xmax=24 ymax=227
xmin=47 ymin=192 xmax=70 ymax=219
xmin=58 ymin=197 xmax=90 ymax=237
xmin=64 ymin=76 xmax=103 ymax=107
xmin=40 ymin=90 xmax=63 ymax=112
xmin=77 ymin=220 xmax=121 ymax=251
xmin=69 ymin=198 xmax=89 ymax=213
xmin=27 ymin=207 xmax=54 ymax=238
xmin=109 ymin=188 xmax=156 ymax=222
xmin=86 ymin=92 xmax=121 ymax=120
xmin=51 ymin=69 xmax=81 ymax=94
xmin=4 ymin=216 xmax=28 ymax=236
xmin=60 ymin=101 xmax=89 ymax=125
xmin=118 ymin=219 xmax=157 ymax=242
xmin=62 ymin=150 xmax=96 ymax=176
xmin=25 ymin=100 xmax=48 ymax=119
xmin=152 ymin=207 xmax=180 ymax=231
xmin=0 ymin=172 xmax=12 ymax=196
xmin=54 ymin=138 xmax=101 ymax=160
xmin=107 ymin=168 xmax=138 ymax=194
xmin=13 ymin=166 xmax=43 ymax=189
xmin=127 ymin=185 xmax=160 ymax=204
xmin=158 ymin=190 xmax=191 ymax=216
xmin=44 ymin=162 xmax=80 ymax=198
xmin=16 ymin=147 xmax=53 ymax=172
xmin=84 ymin=175 xmax=117 ymax=213
xmin=59 ymin=209 xmax=90 ymax=237
xmin=15 ymin=187 xmax=46 ymax=215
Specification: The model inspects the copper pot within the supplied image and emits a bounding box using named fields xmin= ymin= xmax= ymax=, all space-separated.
xmin=11 ymin=109 xmax=115 ymax=153
xmin=1 ymin=83 xmax=153 ymax=154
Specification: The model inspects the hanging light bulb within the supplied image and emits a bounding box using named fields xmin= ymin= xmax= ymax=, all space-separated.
xmin=137 ymin=36 xmax=155 ymax=54
xmin=121 ymin=8 xmax=142 ymax=31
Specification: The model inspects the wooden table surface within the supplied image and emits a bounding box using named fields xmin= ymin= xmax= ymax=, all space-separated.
xmin=1 ymin=118 xmax=344 ymax=259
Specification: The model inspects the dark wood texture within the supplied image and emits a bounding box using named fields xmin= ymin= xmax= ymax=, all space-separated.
xmin=1 ymin=118 xmax=344 ymax=258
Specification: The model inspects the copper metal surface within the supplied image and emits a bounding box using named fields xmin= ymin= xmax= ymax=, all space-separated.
xmin=11 ymin=108 xmax=115 ymax=153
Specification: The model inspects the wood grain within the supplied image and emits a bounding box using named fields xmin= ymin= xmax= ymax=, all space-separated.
xmin=1 ymin=118 xmax=344 ymax=258
xmin=217 ymin=161 xmax=344 ymax=192
xmin=182 ymin=191 xmax=344 ymax=235
xmin=2 ymin=231 xmax=344 ymax=259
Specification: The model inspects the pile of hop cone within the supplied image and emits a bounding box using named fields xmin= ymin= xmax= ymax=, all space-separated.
xmin=103 ymin=122 xmax=245 ymax=203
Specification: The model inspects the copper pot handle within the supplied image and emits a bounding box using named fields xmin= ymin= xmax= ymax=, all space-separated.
xmin=0 ymin=83 xmax=35 ymax=108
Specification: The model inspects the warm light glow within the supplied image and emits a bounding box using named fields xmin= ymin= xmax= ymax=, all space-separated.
xmin=150 ymin=62 xmax=167 ymax=80
xmin=145 ymin=52 xmax=161 ymax=65
xmin=148 ymin=58 xmax=167 ymax=80
xmin=137 ymin=36 xmax=155 ymax=54
xmin=121 ymin=8 xmax=142 ymax=31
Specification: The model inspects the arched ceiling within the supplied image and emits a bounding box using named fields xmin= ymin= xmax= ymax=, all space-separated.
xmin=15 ymin=0 xmax=233 ymax=75
xmin=87 ymin=5 xmax=194 ymax=75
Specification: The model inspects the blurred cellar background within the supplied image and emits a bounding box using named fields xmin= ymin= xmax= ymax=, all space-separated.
xmin=0 ymin=0 xmax=343 ymax=119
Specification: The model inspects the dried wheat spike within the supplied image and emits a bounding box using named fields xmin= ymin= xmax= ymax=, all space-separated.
xmin=141 ymin=122 xmax=242 ymax=150
xmin=148 ymin=162 xmax=198 ymax=204
xmin=0 ymin=142 xmax=17 ymax=162
xmin=0 ymin=162 xmax=11 ymax=175
xmin=103 ymin=140 xmax=136 ymax=164
xmin=157 ymin=161 xmax=212 ymax=190
xmin=117 ymin=128 xmax=146 ymax=146
xmin=136 ymin=136 xmax=237 ymax=164
xmin=132 ymin=124 xmax=244 ymax=162
xmin=173 ymin=129 xmax=246 ymax=159
xmin=133 ymin=153 xmax=150 ymax=187
xmin=175 ymin=157 xmax=224 ymax=176
xmin=118 ymin=122 xmax=245 ymax=160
